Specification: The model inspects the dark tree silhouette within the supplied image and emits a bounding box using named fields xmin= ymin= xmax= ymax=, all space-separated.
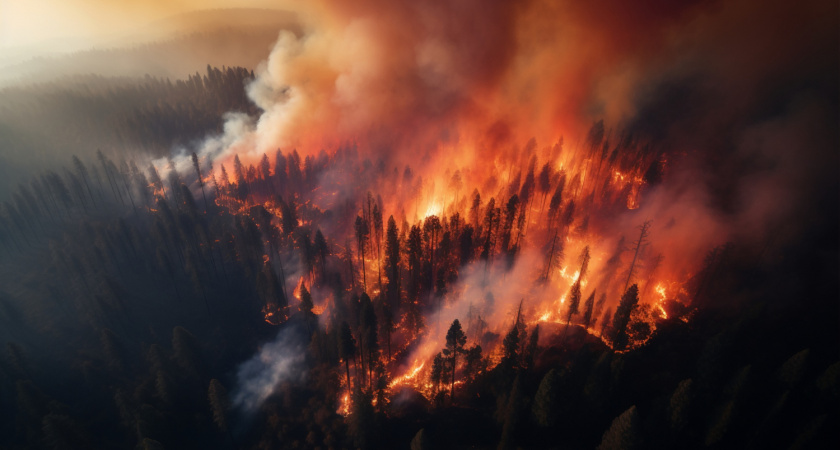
xmin=443 ymin=319 xmax=467 ymax=400
xmin=190 ymin=152 xmax=209 ymax=213
xmin=532 ymin=368 xmax=562 ymax=427
xmin=339 ymin=321 xmax=357 ymax=390
xmin=597 ymin=405 xmax=641 ymax=450
xmin=582 ymin=290 xmax=596 ymax=330
xmin=354 ymin=215 xmax=369 ymax=292
xmin=610 ymin=285 xmax=640 ymax=351
xmin=207 ymin=379 xmax=231 ymax=435
xmin=623 ymin=221 xmax=651 ymax=292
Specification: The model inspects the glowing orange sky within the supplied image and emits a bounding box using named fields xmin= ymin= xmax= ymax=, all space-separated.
xmin=0 ymin=0 xmax=287 ymax=49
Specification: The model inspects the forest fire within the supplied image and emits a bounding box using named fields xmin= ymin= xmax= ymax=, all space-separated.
xmin=0 ymin=0 xmax=834 ymax=448
xmin=185 ymin=120 xmax=707 ymax=408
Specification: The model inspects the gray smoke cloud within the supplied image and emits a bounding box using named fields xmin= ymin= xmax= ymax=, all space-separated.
xmin=231 ymin=326 xmax=308 ymax=413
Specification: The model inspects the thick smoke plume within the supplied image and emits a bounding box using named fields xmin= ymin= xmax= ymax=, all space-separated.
xmin=198 ymin=0 xmax=835 ymax=236
xmin=199 ymin=0 xmax=835 ymax=408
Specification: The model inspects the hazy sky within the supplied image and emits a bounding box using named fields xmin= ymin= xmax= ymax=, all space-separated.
xmin=0 ymin=0 xmax=289 ymax=49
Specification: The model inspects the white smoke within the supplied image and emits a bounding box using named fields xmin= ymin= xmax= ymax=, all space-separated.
xmin=231 ymin=325 xmax=308 ymax=413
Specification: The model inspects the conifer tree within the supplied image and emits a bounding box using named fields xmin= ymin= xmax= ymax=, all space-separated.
xmin=208 ymin=379 xmax=231 ymax=434
xmin=597 ymin=405 xmax=641 ymax=450
xmin=355 ymin=215 xmax=369 ymax=292
xmin=339 ymin=321 xmax=357 ymax=389
xmin=623 ymin=221 xmax=651 ymax=292
xmin=611 ymin=285 xmax=640 ymax=350
xmin=532 ymin=368 xmax=562 ymax=427
xmin=582 ymin=290 xmax=596 ymax=330
xmin=384 ymin=216 xmax=401 ymax=310
xmin=444 ymin=319 xmax=467 ymax=400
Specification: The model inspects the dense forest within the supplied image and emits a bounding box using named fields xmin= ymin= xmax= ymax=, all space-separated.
xmin=0 ymin=72 xmax=836 ymax=449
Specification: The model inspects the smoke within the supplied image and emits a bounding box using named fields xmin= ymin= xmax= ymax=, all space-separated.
xmin=231 ymin=325 xmax=308 ymax=414
xmin=198 ymin=0 xmax=835 ymax=216
xmin=207 ymin=0 xmax=835 ymax=393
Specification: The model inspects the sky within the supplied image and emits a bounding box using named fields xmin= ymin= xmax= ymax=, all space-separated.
xmin=0 ymin=0 xmax=289 ymax=50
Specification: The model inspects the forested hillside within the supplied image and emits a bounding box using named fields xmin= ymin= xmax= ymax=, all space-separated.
xmin=0 ymin=66 xmax=258 ymax=198
xmin=0 ymin=130 xmax=836 ymax=448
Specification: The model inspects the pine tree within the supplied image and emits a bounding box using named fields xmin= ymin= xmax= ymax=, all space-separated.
xmin=537 ymin=162 xmax=552 ymax=220
xmin=532 ymin=368 xmax=562 ymax=427
xmin=355 ymin=215 xmax=369 ymax=292
xmin=384 ymin=216 xmax=401 ymax=311
xmin=348 ymin=387 xmax=376 ymax=450
xmin=565 ymin=280 xmax=582 ymax=331
xmin=547 ymin=172 xmax=566 ymax=229
xmin=523 ymin=324 xmax=539 ymax=371
xmin=563 ymin=248 xmax=590 ymax=331
xmin=360 ymin=294 xmax=379 ymax=386
xmin=339 ymin=321 xmax=357 ymax=390
xmin=582 ymin=290 xmax=596 ymax=330
xmin=407 ymin=225 xmax=423 ymax=305
xmin=469 ymin=190 xmax=482 ymax=227
xmin=444 ymin=319 xmax=467 ymax=400
xmin=463 ymin=345 xmax=485 ymax=385
xmin=668 ymin=379 xmax=693 ymax=434
xmin=208 ymin=379 xmax=231 ymax=434
xmin=314 ymin=229 xmax=329 ymax=280
xmin=299 ymin=285 xmax=314 ymax=315
xmin=299 ymin=284 xmax=317 ymax=334
xmin=410 ymin=428 xmax=430 ymax=450
xmin=623 ymin=221 xmax=651 ymax=292
xmin=498 ymin=373 xmax=525 ymax=450
xmin=190 ymin=152 xmax=208 ymax=213
xmin=611 ymin=285 xmax=640 ymax=351
xmin=372 ymin=202 xmax=384 ymax=293
xmin=499 ymin=303 xmax=523 ymax=379
xmin=600 ymin=307 xmax=613 ymax=338
xmin=431 ymin=352 xmax=445 ymax=396
xmin=501 ymin=195 xmax=519 ymax=253
xmin=597 ymin=405 xmax=641 ymax=450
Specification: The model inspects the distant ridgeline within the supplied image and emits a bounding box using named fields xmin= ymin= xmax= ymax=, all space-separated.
xmin=0 ymin=66 xmax=258 ymax=198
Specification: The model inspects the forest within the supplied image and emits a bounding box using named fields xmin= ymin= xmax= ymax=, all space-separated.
xmin=0 ymin=64 xmax=836 ymax=448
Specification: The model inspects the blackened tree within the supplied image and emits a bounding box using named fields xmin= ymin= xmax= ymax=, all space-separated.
xmin=354 ymin=215 xmax=369 ymax=292
xmin=339 ymin=321 xmax=357 ymax=390
xmin=384 ymin=216 xmax=401 ymax=310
